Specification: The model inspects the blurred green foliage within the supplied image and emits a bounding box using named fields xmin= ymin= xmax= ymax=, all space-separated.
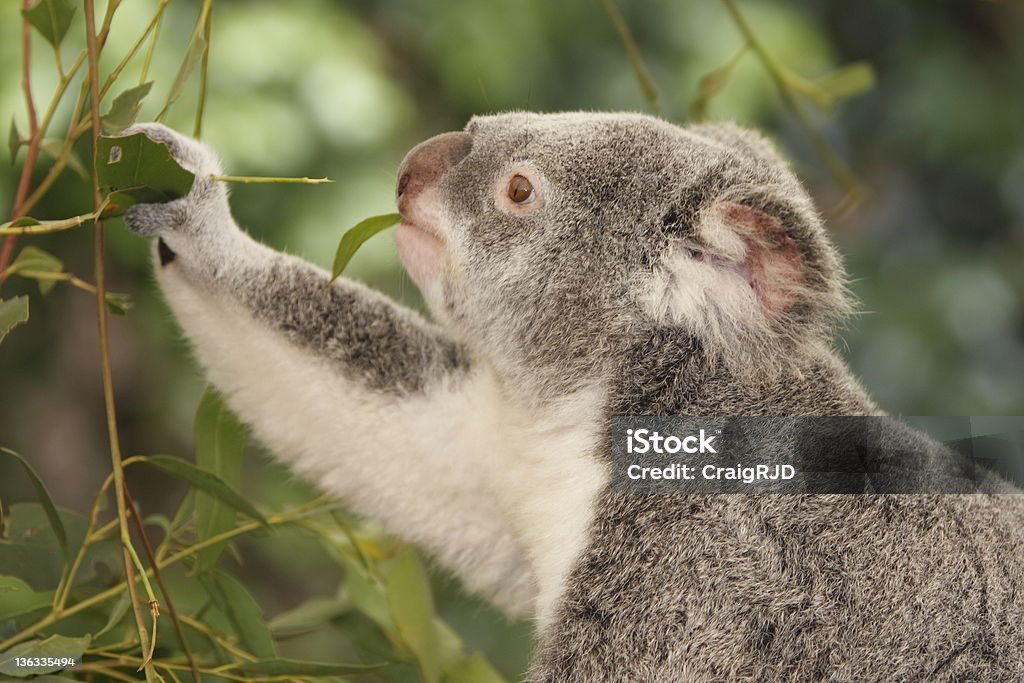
xmin=2 ymin=0 xmax=1023 ymax=680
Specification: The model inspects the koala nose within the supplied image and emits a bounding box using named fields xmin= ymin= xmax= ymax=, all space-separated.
xmin=396 ymin=131 xmax=473 ymax=203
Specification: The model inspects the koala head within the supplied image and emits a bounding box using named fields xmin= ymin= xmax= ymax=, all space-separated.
xmin=395 ymin=112 xmax=850 ymax=392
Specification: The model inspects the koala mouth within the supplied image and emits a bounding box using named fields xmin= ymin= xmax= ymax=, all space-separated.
xmin=395 ymin=219 xmax=445 ymax=288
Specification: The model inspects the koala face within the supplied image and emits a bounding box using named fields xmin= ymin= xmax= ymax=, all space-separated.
xmin=396 ymin=112 xmax=849 ymax=389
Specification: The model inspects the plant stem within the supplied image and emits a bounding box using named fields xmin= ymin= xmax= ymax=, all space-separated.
xmin=101 ymin=0 xmax=171 ymax=99
xmin=599 ymin=0 xmax=660 ymax=114
xmin=718 ymin=0 xmax=865 ymax=214
xmin=0 ymin=497 xmax=339 ymax=653
xmin=210 ymin=175 xmax=334 ymax=185
xmin=126 ymin=486 xmax=202 ymax=683
xmin=0 ymin=0 xmax=44 ymax=284
xmin=195 ymin=0 xmax=214 ymax=138
xmin=0 ymin=209 xmax=100 ymax=235
xmin=84 ymin=1 xmax=156 ymax=681
xmin=140 ymin=1 xmax=169 ymax=86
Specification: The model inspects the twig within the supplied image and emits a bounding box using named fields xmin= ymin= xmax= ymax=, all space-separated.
xmin=599 ymin=0 xmax=660 ymax=114
xmin=126 ymin=486 xmax=202 ymax=683
xmin=718 ymin=0 xmax=865 ymax=215
xmin=0 ymin=207 xmax=103 ymax=235
xmin=210 ymin=175 xmax=334 ymax=185
xmin=195 ymin=0 xmax=214 ymax=138
xmin=84 ymin=1 xmax=156 ymax=681
xmin=0 ymin=0 xmax=45 ymax=283
xmin=0 ymin=496 xmax=340 ymax=652
xmin=141 ymin=0 xmax=170 ymax=86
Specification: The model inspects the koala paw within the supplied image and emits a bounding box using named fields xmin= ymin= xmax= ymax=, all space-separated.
xmin=121 ymin=123 xmax=229 ymax=243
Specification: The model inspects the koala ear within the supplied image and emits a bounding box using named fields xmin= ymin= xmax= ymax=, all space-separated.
xmin=693 ymin=200 xmax=805 ymax=319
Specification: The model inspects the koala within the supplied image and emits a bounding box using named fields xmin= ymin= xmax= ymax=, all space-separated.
xmin=122 ymin=114 xmax=1024 ymax=681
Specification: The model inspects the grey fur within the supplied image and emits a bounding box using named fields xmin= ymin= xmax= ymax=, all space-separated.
xmin=123 ymin=114 xmax=1024 ymax=681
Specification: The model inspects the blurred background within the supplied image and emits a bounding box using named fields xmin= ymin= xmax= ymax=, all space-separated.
xmin=2 ymin=0 xmax=1023 ymax=677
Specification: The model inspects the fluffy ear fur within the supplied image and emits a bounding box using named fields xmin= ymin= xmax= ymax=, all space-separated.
xmin=640 ymin=191 xmax=851 ymax=375
xmin=695 ymin=200 xmax=806 ymax=318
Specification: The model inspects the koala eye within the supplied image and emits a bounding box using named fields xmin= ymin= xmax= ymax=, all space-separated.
xmin=507 ymin=175 xmax=535 ymax=204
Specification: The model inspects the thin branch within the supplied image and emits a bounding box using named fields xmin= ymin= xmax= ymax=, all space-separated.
xmin=84 ymin=1 xmax=156 ymax=681
xmin=126 ymin=486 xmax=202 ymax=683
xmin=718 ymin=0 xmax=865 ymax=215
xmin=0 ymin=206 xmax=103 ymax=235
xmin=194 ymin=0 xmax=214 ymax=138
xmin=140 ymin=1 xmax=169 ymax=86
xmin=599 ymin=0 xmax=660 ymax=114
xmin=0 ymin=0 xmax=45 ymax=282
xmin=210 ymin=175 xmax=334 ymax=185
xmin=0 ymin=496 xmax=340 ymax=652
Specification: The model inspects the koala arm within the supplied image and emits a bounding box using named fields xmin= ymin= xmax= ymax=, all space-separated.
xmin=123 ymin=124 xmax=536 ymax=617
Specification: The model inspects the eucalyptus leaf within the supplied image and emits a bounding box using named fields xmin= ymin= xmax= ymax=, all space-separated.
xmin=0 ymin=449 xmax=69 ymax=568
xmin=330 ymin=213 xmax=403 ymax=281
xmin=446 ymin=653 xmax=508 ymax=683
xmin=0 ymin=297 xmax=30 ymax=344
xmin=790 ymin=62 xmax=877 ymax=112
xmin=95 ymin=133 xmax=195 ymax=215
xmin=140 ymin=455 xmax=266 ymax=526
xmin=9 ymin=246 xmax=64 ymax=295
xmin=207 ymin=571 xmax=277 ymax=658
xmin=691 ymin=45 xmax=748 ymax=121
xmin=193 ymin=387 xmax=249 ymax=570
xmin=0 ymin=634 xmax=90 ymax=677
xmin=386 ymin=548 xmax=440 ymax=682
xmin=9 ymin=118 xmax=21 ymax=165
xmin=21 ymin=0 xmax=76 ymax=48
xmin=0 ymin=575 xmax=53 ymax=621
xmin=814 ymin=62 xmax=876 ymax=106
xmin=104 ymin=292 xmax=133 ymax=316
xmin=102 ymin=82 xmax=154 ymax=134
xmin=158 ymin=32 xmax=207 ymax=121
xmin=341 ymin=554 xmax=392 ymax=632
xmin=268 ymin=596 xmax=351 ymax=636
xmin=0 ymin=503 xmax=118 ymax=591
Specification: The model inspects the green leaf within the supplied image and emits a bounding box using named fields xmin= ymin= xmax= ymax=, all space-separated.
xmin=268 ymin=596 xmax=351 ymax=636
xmin=21 ymin=0 xmax=76 ymax=48
xmin=9 ymin=118 xmax=22 ymax=165
xmin=330 ymin=213 xmax=403 ymax=281
xmin=340 ymin=554 xmax=392 ymax=632
xmin=9 ymin=246 xmax=64 ymax=294
xmin=814 ymin=62 xmax=875 ymax=106
xmin=102 ymin=82 xmax=154 ymax=135
xmin=141 ymin=455 xmax=266 ymax=526
xmin=193 ymin=387 xmax=249 ymax=571
xmin=0 ymin=503 xmax=119 ymax=591
xmin=92 ymin=590 xmax=131 ymax=639
xmin=0 ymin=575 xmax=53 ymax=621
xmin=0 ymin=634 xmax=90 ymax=677
xmin=386 ymin=548 xmax=440 ymax=683
xmin=158 ymin=32 xmax=207 ymax=121
xmin=0 ymin=449 xmax=69 ymax=568
xmin=447 ymin=653 xmax=508 ymax=683
xmin=0 ymin=297 xmax=30 ymax=344
xmin=207 ymin=571 xmax=277 ymax=658
xmin=230 ymin=658 xmax=385 ymax=676
xmin=691 ymin=45 xmax=747 ymax=121
xmin=95 ymin=133 xmax=195 ymax=216
xmin=104 ymin=291 xmax=133 ymax=315
xmin=789 ymin=62 xmax=877 ymax=112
